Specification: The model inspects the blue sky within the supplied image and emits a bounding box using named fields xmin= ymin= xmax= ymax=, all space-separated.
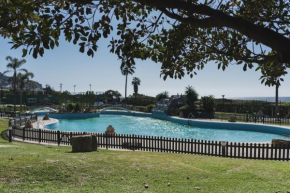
xmin=0 ymin=36 xmax=289 ymax=98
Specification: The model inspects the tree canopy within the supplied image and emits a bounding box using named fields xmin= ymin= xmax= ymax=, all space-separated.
xmin=104 ymin=89 xmax=121 ymax=102
xmin=185 ymin=86 xmax=199 ymax=110
xmin=1 ymin=0 xmax=290 ymax=85
xmin=156 ymin=91 xmax=169 ymax=101
xmin=132 ymin=77 xmax=141 ymax=97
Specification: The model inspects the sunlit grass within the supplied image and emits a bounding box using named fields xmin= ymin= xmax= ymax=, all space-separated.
xmin=0 ymin=118 xmax=290 ymax=192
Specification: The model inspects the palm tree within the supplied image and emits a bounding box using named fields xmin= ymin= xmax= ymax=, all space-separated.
xmin=18 ymin=72 xmax=36 ymax=112
xmin=131 ymin=77 xmax=141 ymax=98
xmin=121 ymin=65 xmax=135 ymax=100
xmin=4 ymin=56 xmax=27 ymax=112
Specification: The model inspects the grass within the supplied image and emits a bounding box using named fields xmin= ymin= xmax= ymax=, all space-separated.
xmin=0 ymin=119 xmax=290 ymax=192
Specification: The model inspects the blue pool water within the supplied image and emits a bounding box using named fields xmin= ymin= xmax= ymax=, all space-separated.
xmin=49 ymin=115 xmax=289 ymax=142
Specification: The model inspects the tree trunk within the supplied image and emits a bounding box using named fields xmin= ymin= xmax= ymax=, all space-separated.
xmin=134 ymin=84 xmax=138 ymax=98
xmin=13 ymin=73 xmax=16 ymax=113
xmin=275 ymin=85 xmax=279 ymax=116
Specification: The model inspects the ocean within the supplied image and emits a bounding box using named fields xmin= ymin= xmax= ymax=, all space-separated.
xmin=230 ymin=97 xmax=290 ymax=102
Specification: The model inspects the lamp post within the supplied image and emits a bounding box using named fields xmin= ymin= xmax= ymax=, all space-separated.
xmin=60 ymin=83 xmax=62 ymax=93
xmin=89 ymin=84 xmax=91 ymax=92
xmin=74 ymin=85 xmax=76 ymax=94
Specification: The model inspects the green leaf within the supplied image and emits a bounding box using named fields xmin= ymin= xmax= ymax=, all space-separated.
xmin=79 ymin=46 xmax=85 ymax=53
xmin=43 ymin=41 xmax=49 ymax=49
xmin=50 ymin=41 xmax=55 ymax=49
xmin=87 ymin=49 xmax=94 ymax=57
xmin=33 ymin=48 xmax=38 ymax=59
xmin=22 ymin=49 xmax=27 ymax=57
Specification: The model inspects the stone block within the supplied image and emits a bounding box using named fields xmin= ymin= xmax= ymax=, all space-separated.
xmin=71 ymin=135 xmax=93 ymax=152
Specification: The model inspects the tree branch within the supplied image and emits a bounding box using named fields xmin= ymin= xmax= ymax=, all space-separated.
xmin=159 ymin=8 xmax=223 ymax=28
xmin=133 ymin=0 xmax=290 ymax=63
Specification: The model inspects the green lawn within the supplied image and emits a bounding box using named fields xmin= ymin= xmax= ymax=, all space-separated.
xmin=0 ymin=119 xmax=290 ymax=192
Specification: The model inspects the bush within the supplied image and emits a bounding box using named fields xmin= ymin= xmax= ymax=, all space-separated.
xmin=67 ymin=103 xmax=74 ymax=112
xmin=146 ymin=104 xmax=155 ymax=113
xmin=185 ymin=86 xmax=199 ymax=110
xmin=201 ymin=95 xmax=215 ymax=113
xmin=74 ymin=103 xmax=81 ymax=112
xmin=156 ymin=91 xmax=169 ymax=101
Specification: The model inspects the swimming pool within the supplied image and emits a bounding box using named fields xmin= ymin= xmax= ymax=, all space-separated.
xmin=47 ymin=114 xmax=289 ymax=142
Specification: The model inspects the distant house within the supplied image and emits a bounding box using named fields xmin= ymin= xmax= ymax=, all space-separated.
xmin=170 ymin=95 xmax=185 ymax=106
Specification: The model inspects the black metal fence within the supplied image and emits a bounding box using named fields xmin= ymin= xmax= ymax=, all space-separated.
xmin=0 ymin=106 xmax=31 ymax=112
xmin=8 ymin=114 xmax=38 ymax=127
xmin=10 ymin=126 xmax=290 ymax=161
xmin=213 ymin=113 xmax=290 ymax=125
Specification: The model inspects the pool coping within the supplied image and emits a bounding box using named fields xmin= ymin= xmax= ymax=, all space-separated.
xmin=30 ymin=110 xmax=290 ymax=141
xmin=101 ymin=110 xmax=290 ymax=137
xmin=32 ymin=118 xmax=59 ymax=129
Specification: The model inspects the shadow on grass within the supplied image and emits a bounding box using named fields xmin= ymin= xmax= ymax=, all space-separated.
xmin=65 ymin=150 xmax=100 ymax=154
xmin=0 ymin=129 xmax=8 ymax=144
xmin=0 ymin=129 xmax=8 ymax=142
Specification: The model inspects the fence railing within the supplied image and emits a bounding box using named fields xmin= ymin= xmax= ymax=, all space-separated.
xmin=0 ymin=106 xmax=31 ymax=112
xmin=213 ymin=113 xmax=290 ymax=125
xmin=10 ymin=126 xmax=290 ymax=161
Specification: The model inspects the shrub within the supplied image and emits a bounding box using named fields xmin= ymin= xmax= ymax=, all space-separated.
xmin=67 ymin=103 xmax=74 ymax=112
xmin=185 ymin=86 xmax=199 ymax=110
xmin=156 ymin=91 xmax=169 ymax=101
xmin=74 ymin=103 xmax=81 ymax=112
xmin=146 ymin=104 xmax=155 ymax=113
xmin=201 ymin=95 xmax=215 ymax=113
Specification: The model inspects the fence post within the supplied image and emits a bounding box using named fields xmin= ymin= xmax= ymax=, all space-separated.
xmin=8 ymin=127 xmax=12 ymax=142
xmin=133 ymin=134 xmax=135 ymax=151
xmin=221 ymin=113 xmax=222 ymax=121
xmin=246 ymin=113 xmax=249 ymax=122
xmin=23 ymin=127 xmax=25 ymax=141
xmin=262 ymin=116 xmax=265 ymax=124
xmin=70 ymin=132 xmax=73 ymax=145
xmin=39 ymin=129 xmax=41 ymax=143
xmin=221 ymin=141 xmax=227 ymax=157
xmin=106 ymin=135 xmax=108 ymax=150
xmin=57 ymin=130 xmax=60 ymax=146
